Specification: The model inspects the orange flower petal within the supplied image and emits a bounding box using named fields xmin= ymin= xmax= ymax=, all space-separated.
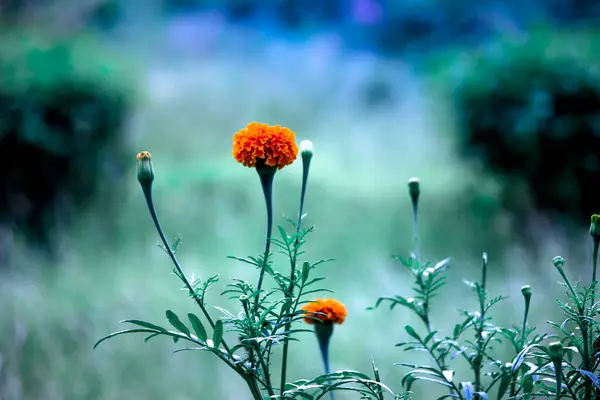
xmin=233 ymin=122 xmax=298 ymax=169
xmin=301 ymin=298 xmax=347 ymax=325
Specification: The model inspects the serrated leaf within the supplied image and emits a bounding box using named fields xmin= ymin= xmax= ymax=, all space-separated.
xmin=213 ymin=320 xmax=223 ymax=348
xmin=166 ymin=310 xmax=191 ymax=336
xmin=188 ymin=313 xmax=207 ymax=342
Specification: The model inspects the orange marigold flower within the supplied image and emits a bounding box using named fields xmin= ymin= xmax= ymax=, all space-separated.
xmin=302 ymin=298 xmax=347 ymax=325
xmin=232 ymin=122 xmax=298 ymax=169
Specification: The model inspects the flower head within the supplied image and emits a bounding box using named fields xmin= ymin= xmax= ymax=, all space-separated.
xmin=233 ymin=122 xmax=298 ymax=169
xmin=408 ymin=177 xmax=420 ymax=202
xmin=591 ymin=214 xmax=600 ymax=240
xmin=302 ymin=298 xmax=347 ymax=325
xmin=136 ymin=151 xmax=154 ymax=184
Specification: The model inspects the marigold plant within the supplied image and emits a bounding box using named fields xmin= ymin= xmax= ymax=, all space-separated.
xmin=96 ymin=122 xmax=600 ymax=400
xmin=95 ymin=125 xmax=397 ymax=400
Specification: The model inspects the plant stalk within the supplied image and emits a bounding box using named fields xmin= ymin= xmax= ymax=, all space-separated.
xmin=254 ymin=166 xmax=275 ymax=313
xmin=280 ymin=155 xmax=311 ymax=396
xmin=142 ymin=185 xmax=232 ymax=355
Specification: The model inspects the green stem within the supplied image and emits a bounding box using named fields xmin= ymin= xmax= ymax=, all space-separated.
xmin=553 ymin=360 xmax=562 ymax=400
xmin=521 ymin=303 xmax=530 ymax=348
xmin=253 ymin=166 xmax=275 ymax=313
xmin=257 ymin=349 xmax=275 ymax=397
xmin=412 ymin=201 xmax=420 ymax=261
xmin=592 ymin=239 xmax=599 ymax=305
xmin=142 ymin=185 xmax=232 ymax=355
xmin=280 ymin=156 xmax=311 ymax=397
xmin=474 ymin=254 xmax=488 ymax=396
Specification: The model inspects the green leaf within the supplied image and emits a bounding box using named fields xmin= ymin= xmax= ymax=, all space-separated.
xmin=278 ymin=226 xmax=290 ymax=244
xmin=213 ymin=320 xmax=223 ymax=348
xmin=188 ymin=313 xmax=208 ymax=342
xmin=423 ymin=331 xmax=438 ymax=345
xmin=405 ymin=325 xmax=421 ymax=341
xmin=301 ymin=261 xmax=310 ymax=284
xmin=93 ymin=328 xmax=160 ymax=349
xmin=121 ymin=319 xmax=168 ymax=332
xmin=166 ymin=310 xmax=191 ymax=336
xmin=496 ymin=370 xmax=511 ymax=399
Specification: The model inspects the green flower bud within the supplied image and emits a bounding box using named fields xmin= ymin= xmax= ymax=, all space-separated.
xmin=553 ymin=256 xmax=564 ymax=269
xmin=591 ymin=214 xmax=600 ymax=240
xmin=300 ymin=140 xmax=313 ymax=158
xmin=408 ymin=177 xmax=420 ymax=203
xmin=136 ymin=151 xmax=154 ymax=185
xmin=548 ymin=341 xmax=564 ymax=362
xmin=521 ymin=285 xmax=532 ymax=300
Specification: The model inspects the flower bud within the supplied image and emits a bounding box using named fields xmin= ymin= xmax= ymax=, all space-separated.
xmin=521 ymin=285 xmax=532 ymax=300
xmin=300 ymin=140 xmax=314 ymax=158
xmin=136 ymin=151 xmax=154 ymax=185
xmin=553 ymin=256 xmax=564 ymax=269
xmin=591 ymin=214 xmax=600 ymax=241
xmin=408 ymin=177 xmax=420 ymax=204
xmin=548 ymin=341 xmax=564 ymax=363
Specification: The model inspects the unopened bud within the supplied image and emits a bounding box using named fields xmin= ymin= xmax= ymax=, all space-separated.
xmin=591 ymin=214 xmax=600 ymax=241
xmin=553 ymin=256 xmax=564 ymax=269
xmin=136 ymin=151 xmax=154 ymax=185
xmin=548 ymin=341 xmax=564 ymax=362
xmin=300 ymin=140 xmax=313 ymax=157
xmin=521 ymin=285 xmax=532 ymax=300
xmin=408 ymin=177 xmax=420 ymax=204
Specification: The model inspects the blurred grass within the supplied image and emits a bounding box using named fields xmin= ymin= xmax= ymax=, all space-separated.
xmin=0 ymin=26 xmax=595 ymax=400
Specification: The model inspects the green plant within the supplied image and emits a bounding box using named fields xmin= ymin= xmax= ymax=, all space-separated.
xmin=370 ymin=176 xmax=600 ymax=399
xmin=95 ymin=125 xmax=400 ymax=399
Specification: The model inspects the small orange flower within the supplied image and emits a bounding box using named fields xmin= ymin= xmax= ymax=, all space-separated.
xmin=232 ymin=122 xmax=298 ymax=169
xmin=302 ymin=298 xmax=347 ymax=325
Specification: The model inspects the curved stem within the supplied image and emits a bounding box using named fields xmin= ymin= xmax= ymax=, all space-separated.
xmin=142 ymin=186 xmax=233 ymax=356
xmin=280 ymin=156 xmax=311 ymax=396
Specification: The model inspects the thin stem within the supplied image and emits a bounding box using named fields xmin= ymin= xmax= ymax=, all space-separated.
xmin=592 ymin=239 xmax=599 ymax=305
xmin=142 ymin=186 xmax=232 ymax=355
xmin=561 ymin=370 xmax=578 ymax=400
xmin=412 ymin=202 xmax=420 ymax=261
xmin=257 ymin=348 xmax=275 ymax=397
xmin=253 ymin=168 xmax=275 ymax=313
xmin=280 ymin=156 xmax=311 ymax=396
xmin=421 ymin=337 xmax=465 ymax=400
xmin=474 ymin=254 xmax=488 ymax=396
xmin=521 ymin=304 xmax=530 ymax=347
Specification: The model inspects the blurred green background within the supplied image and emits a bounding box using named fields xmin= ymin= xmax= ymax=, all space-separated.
xmin=2 ymin=1 xmax=600 ymax=399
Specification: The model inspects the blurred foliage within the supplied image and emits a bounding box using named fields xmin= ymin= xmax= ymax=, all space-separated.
xmin=0 ymin=30 xmax=135 ymax=257
xmin=430 ymin=27 xmax=600 ymax=228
